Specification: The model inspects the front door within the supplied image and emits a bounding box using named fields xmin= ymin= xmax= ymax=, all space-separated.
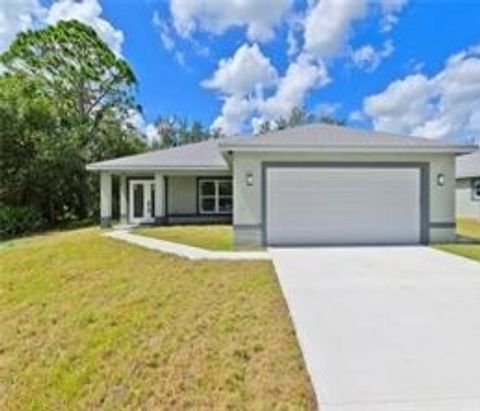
xmin=129 ymin=180 xmax=155 ymax=224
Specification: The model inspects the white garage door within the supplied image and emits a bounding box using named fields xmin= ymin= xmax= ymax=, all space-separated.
xmin=266 ymin=167 xmax=422 ymax=245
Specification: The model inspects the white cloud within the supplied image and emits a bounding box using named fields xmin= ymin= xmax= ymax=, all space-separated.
xmin=285 ymin=12 xmax=303 ymax=57
xmin=350 ymin=40 xmax=394 ymax=71
xmin=152 ymin=11 xmax=186 ymax=67
xmin=199 ymin=0 xmax=410 ymax=134
xmin=302 ymin=0 xmax=409 ymax=59
xmin=315 ymin=102 xmax=340 ymax=118
xmin=0 ymin=0 xmax=124 ymax=55
xmin=0 ymin=0 xmax=43 ymax=52
xmin=153 ymin=11 xmax=175 ymax=51
xmin=170 ymin=0 xmax=292 ymax=41
xmin=46 ymin=0 xmax=124 ymax=55
xmin=260 ymin=54 xmax=330 ymax=119
xmin=202 ymin=43 xmax=278 ymax=96
xmin=303 ymin=0 xmax=368 ymax=58
xmin=364 ymin=74 xmax=435 ymax=135
xmin=204 ymin=44 xmax=329 ymax=134
xmin=349 ymin=109 xmax=366 ymax=122
xmin=204 ymin=43 xmax=278 ymax=134
xmin=364 ymin=44 xmax=480 ymax=140
xmin=380 ymin=0 xmax=409 ymax=32
xmin=211 ymin=95 xmax=255 ymax=135
xmin=127 ymin=110 xmax=159 ymax=143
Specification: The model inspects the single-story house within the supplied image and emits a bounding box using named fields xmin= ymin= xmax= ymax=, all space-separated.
xmin=456 ymin=150 xmax=480 ymax=221
xmin=87 ymin=124 xmax=476 ymax=246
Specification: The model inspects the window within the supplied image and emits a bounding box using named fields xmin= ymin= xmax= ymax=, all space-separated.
xmin=473 ymin=180 xmax=480 ymax=201
xmin=199 ymin=179 xmax=233 ymax=214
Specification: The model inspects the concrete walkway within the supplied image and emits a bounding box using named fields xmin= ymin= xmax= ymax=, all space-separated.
xmin=271 ymin=246 xmax=480 ymax=411
xmin=105 ymin=230 xmax=271 ymax=260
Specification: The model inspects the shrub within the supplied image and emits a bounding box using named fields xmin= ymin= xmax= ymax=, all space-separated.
xmin=0 ymin=206 xmax=45 ymax=239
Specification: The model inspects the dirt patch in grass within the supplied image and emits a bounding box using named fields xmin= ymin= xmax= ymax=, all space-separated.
xmin=0 ymin=228 xmax=315 ymax=410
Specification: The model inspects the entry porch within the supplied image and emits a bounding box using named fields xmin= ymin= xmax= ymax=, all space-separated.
xmin=99 ymin=171 xmax=233 ymax=227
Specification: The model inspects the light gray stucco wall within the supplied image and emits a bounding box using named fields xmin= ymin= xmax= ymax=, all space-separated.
xmin=232 ymin=152 xmax=457 ymax=246
xmin=456 ymin=178 xmax=480 ymax=220
xmin=167 ymin=176 xmax=197 ymax=215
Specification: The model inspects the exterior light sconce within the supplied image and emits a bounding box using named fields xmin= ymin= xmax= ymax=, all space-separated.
xmin=437 ymin=173 xmax=445 ymax=186
xmin=246 ymin=172 xmax=254 ymax=187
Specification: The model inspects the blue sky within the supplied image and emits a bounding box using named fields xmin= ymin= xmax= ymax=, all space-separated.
xmin=3 ymin=1 xmax=480 ymax=142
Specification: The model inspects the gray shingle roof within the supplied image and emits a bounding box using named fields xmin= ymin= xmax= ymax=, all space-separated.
xmin=87 ymin=124 xmax=477 ymax=172
xmin=219 ymin=124 xmax=476 ymax=152
xmin=457 ymin=150 xmax=480 ymax=178
xmin=86 ymin=139 xmax=229 ymax=171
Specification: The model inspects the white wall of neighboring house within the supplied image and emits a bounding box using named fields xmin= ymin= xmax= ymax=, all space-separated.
xmin=456 ymin=178 xmax=480 ymax=220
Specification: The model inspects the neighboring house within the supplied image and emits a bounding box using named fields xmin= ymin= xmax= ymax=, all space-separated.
xmin=87 ymin=124 xmax=476 ymax=246
xmin=456 ymin=150 xmax=480 ymax=221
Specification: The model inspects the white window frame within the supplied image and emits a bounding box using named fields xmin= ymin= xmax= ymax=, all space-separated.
xmin=473 ymin=179 xmax=480 ymax=201
xmin=198 ymin=178 xmax=232 ymax=215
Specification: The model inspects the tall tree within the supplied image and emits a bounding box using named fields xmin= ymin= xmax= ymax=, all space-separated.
xmin=1 ymin=20 xmax=138 ymax=144
xmin=0 ymin=20 xmax=146 ymax=223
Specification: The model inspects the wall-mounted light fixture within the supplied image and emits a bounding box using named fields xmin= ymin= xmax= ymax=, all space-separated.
xmin=437 ymin=173 xmax=445 ymax=186
xmin=246 ymin=172 xmax=254 ymax=187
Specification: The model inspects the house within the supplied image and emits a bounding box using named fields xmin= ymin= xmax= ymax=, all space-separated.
xmin=87 ymin=124 xmax=476 ymax=246
xmin=456 ymin=150 xmax=480 ymax=221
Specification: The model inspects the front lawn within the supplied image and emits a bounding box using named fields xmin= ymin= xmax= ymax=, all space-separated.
xmin=457 ymin=218 xmax=480 ymax=239
xmin=135 ymin=225 xmax=234 ymax=251
xmin=434 ymin=218 xmax=480 ymax=262
xmin=0 ymin=229 xmax=314 ymax=410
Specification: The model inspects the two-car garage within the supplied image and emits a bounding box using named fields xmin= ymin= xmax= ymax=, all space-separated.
xmin=224 ymin=123 xmax=469 ymax=247
xmin=265 ymin=164 xmax=427 ymax=246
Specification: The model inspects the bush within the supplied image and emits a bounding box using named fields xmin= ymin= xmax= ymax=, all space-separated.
xmin=0 ymin=206 xmax=45 ymax=239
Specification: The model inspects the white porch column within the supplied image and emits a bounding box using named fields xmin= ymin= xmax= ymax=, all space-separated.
xmin=154 ymin=172 xmax=165 ymax=223
xmin=100 ymin=172 xmax=112 ymax=227
xmin=119 ymin=174 xmax=127 ymax=224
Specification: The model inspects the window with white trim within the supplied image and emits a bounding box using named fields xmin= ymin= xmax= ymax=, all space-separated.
xmin=198 ymin=179 xmax=233 ymax=214
xmin=473 ymin=179 xmax=480 ymax=201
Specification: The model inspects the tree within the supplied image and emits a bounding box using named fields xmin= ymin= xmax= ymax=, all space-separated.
xmin=275 ymin=117 xmax=289 ymax=130
xmin=152 ymin=115 xmax=215 ymax=148
xmin=287 ymin=107 xmax=310 ymax=127
xmin=258 ymin=120 xmax=272 ymax=134
xmin=318 ymin=115 xmax=346 ymax=126
xmin=0 ymin=20 xmax=146 ymax=224
xmin=1 ymin=20 xmax=138 ymax=140
xmin=154 ymin=116 xmax=177 ymax=148
xmin=257 ymin=107 xmax=346 ymax=134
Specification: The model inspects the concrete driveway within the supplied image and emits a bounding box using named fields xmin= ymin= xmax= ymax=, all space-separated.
xmin=270 ymin=246 xmax=480 ymax=411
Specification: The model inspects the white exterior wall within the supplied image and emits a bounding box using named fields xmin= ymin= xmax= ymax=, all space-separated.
xmin=119 ymin=174 xmax=127 ymax=224
xmin=167 ymin=176 xmax=197 ymax=215
xmin=233 ymin=152 xmax=457 ymax=245
xmin=100 ymin=172 xmax=112 ymax=227
xmin=456 ymin=178 xmax=480 ymax=220
xmin=154 ymin=172 xmax=165 ymax=220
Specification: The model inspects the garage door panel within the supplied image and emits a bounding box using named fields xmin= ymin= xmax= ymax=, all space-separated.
xmin=266 ymin=167 xmax=421 ymax=245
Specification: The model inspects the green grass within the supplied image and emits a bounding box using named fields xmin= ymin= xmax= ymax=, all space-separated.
xmin=134 ymin=225 xmax=234 ymax=251
xmin=457 ymin=218 xmax=480 ymax=239
xmin=0 ymin=228 xmax=315 ymax=410
xmin=434 ymin=219 xmax=480 ymax=262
